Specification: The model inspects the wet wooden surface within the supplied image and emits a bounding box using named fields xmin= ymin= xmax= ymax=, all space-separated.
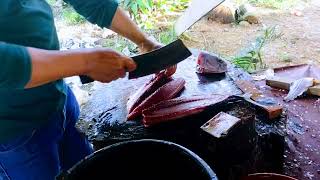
xmin=78 ymin=52 xmax=286 ymax=180
xmin=79 ymin=52 xmax=243 ymax=141
xmin=256 ymin=64 xmax=320 ymax=179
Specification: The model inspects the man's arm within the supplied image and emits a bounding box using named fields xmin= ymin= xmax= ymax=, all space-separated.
xmin=63 ymin=0 xmax=176 ymax=75
xmin=63 ymin=0 xmax=156 ymax=52
xmin=27 ymin=47 xmax=136 ymax=88
xmin=110 ymin=8 xmax=159 ymax=53
xmin=0 ymin=42 xmax=135 ymax=89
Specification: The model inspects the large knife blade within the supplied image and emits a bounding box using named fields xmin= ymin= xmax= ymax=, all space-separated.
xmin=175 ymin=0 xmax=225 ymax=36
xmin=129 ymin=39 xmax=191 ymax=79
xmin=80 ymin=39 xmax=191 ymax=83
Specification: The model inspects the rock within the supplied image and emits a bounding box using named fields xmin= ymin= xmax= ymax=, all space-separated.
xmin=244 ymin=14 xmax=260 ymax=24
xmin=239 ymin=21 xmax=250 ymax=27
xmin=207 ymin=1 xmax=236 ymax=24
xmin=235 ymin=4 xmax=260 ymax=24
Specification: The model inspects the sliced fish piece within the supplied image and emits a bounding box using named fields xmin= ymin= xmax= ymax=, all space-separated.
xmin=127 ymin=72 xmax=171 ymax=113
xmin=128 ymin=78 xmax=186 ymax=120
xmin=142 ymin=94 xmax=229 ymax=127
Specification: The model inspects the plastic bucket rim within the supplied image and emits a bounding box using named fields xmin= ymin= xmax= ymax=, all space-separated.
xmin=246 ymin=173 xmax=298 ymax=180
xmin=62 ymin=139 xmax=218 ymax=180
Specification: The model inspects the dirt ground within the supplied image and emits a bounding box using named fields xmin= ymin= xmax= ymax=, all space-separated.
xmin=184 ymin=0 xmax=320 ymax=69
xmin=55 ymin=1 xmax=320 ymax=70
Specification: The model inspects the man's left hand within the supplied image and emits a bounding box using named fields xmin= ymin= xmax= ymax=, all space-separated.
xmin=138 ymin=39 xmax=177 ymax=77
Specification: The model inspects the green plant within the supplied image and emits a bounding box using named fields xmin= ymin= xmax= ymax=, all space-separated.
xmin=121 ymin=0 xmax=189 ymax=29
xmin=232 ymin=51 xmax=259 ymax=73
xmin=62 ymin=8 xmax=86 ymax=25
xmin=157 ymin=27 xmax=177 ymax=44
xmin=232 ymin=26 xmax=283 ymax=72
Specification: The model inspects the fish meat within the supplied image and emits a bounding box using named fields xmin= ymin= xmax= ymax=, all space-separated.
xmin=142 ymin=94 xmax=229 ymax=127
xmin=127 ymin=78 xmax=186 ymax=120
xmin=196 ymin=52 xmax=228 ymax=74
xmin=127 ymin=72 xmax=171 ymax=113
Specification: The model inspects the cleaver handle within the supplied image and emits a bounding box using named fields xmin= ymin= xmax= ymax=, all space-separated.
xmin=79 ymin=75 xmax=94 ymax=84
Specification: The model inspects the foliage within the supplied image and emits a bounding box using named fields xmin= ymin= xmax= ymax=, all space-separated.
xmin=121 ymin=0 xmax=189 ymax=29
xmin=232 ymin=26 xmax=283 ymax=73
xmin=156 ymin=27 xmax=177 ymax=44
xmin=102 ymin=36 xmax=138 ymax=56
xmin=62 ymin=8 xmax=86 ymax=25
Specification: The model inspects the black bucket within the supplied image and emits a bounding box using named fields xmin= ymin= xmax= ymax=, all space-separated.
xmin=58 ymin=139 xmax=218 ymax=180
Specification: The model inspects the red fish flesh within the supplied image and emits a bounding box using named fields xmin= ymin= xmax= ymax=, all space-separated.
xmin=127 ymin=78 xmax=186 ymax=120
xmin=142 ymin=94 xmax=229 ymax=127
xmin=196 ymin=52 xmax=227 ymax=74
xmin=127 ymin=72 xmax=171 ymax=113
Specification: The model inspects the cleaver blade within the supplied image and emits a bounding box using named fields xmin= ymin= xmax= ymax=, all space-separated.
xmin=80 ymin=39 xmax=192 ymax=83
xmin=128 ymin=39 xmax=192 ymax=79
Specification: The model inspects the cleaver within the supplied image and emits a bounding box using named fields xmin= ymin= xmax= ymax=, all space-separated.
xmin=80 ymin=0 xmax=225 ymax=83
xmin=79 ymin=39 xmax=191 ymax=83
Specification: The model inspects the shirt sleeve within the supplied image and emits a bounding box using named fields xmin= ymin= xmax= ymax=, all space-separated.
xmin=0 ymin=42 xmax=31 ymax=89
xmin=63 ymin=0 xmax=119 ymax=28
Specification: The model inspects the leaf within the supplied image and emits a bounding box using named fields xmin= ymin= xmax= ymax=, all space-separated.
xmin=131 ymin=3 xmax=138 ymax=16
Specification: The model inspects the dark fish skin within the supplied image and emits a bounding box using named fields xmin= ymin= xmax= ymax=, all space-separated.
xmin=196 ymin=52 xmax=227 ymax=74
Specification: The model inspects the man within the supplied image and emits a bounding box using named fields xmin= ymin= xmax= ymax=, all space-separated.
xmin=0 ymin=0 xmax=175 ymax=179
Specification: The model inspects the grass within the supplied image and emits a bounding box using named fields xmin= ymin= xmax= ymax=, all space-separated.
xmin=62 ymin=8 xmax=86 ymax=25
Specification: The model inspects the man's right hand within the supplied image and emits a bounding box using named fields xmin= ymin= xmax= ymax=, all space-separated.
xmin=26 ymin=47 xmax=136 ymax=88
xmin=82 ymin=48 xmax=136 ymax=83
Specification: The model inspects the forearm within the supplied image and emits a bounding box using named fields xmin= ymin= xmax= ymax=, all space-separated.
xmin=26 ymin=48 xmax=87 ymax=88
xmin=110 ymin=7 xmax=155 ymax=49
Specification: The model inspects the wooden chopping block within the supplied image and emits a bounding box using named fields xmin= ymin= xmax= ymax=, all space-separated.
xmin=235 ymin=80 xmax=283 ymax=120
xmin=309 ymin=85 xmax=320 ymax=96
xmin=266 ymin=76 xmax=320 ymax=96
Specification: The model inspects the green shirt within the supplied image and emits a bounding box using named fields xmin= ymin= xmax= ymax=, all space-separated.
xmin=0 ymin=0 xmax=118 ymax=143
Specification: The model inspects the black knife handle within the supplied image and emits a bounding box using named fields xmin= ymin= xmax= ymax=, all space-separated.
xmin=79 ymin=75 xmax=94 ymax=84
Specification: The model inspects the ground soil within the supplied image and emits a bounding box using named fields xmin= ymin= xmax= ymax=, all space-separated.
xmin=184 ymin=0 xmax=320 ymax=69
xmin=55 ymin=1 xmax=320 ymax=70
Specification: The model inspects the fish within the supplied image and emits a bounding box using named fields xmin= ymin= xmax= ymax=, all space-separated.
xmin=142 ymin=94 xmax=229 ymax=127
xmin=128 ymin=78 xmax=186 ymax=120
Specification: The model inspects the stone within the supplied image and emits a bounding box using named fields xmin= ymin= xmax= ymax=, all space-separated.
xmin=239 ymin=21 xmax=250 ymax=27
xmin=235 ymin=3 xmax=260 ymax=24
xmin=207 ymin=1 xmax=236 ymax=24
xmin=244 ymin=14 xmax=260 ymax=24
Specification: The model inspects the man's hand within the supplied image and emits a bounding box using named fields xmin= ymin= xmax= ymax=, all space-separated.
xmin=83 ymin=48 xmax=136 ymax=83
xmin=138 ymin=39 xmax=177 ymax=77
xmin=110 ymin=8 xmax=176 ymax=77
xmin=26 ymin=48 xmax=136 ymax=88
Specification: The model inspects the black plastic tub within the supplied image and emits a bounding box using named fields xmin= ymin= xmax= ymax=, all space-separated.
xmin=58 ymin=139 xmax=218 ymax=180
